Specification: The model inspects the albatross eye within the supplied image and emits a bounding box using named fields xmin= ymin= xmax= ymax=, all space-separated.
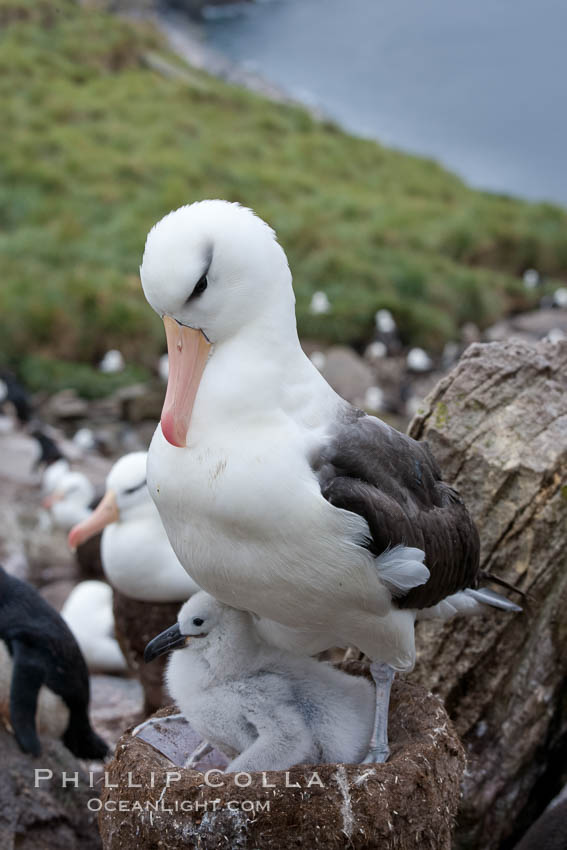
xmin=187 ymin=274 xmax=208 ymax=302
xmin=124 ymin=479 xmax=146 ymax=496
xmin=193 ymin=617 xmax=204 ymax=627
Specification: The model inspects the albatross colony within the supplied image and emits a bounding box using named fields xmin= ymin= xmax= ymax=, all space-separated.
xmin=139 ymin=200 xmax=520 ymax=763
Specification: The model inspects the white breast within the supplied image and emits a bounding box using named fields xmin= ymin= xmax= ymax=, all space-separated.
xmin=101 ymin=505 xmax=199 ymax=602
xmin=148 ymin=412 xmax=389 ymax=635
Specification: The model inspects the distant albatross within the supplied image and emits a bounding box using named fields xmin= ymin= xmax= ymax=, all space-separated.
xmin=139 ymin=200 xmax=520 ymax=763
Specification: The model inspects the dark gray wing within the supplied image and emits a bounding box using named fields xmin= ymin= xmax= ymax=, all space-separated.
xmin=315 ymin=409 xmax=480 ymax=609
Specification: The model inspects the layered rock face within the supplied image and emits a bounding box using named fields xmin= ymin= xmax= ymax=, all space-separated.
xmin=408 ymin=339 xmax=567 ymax=849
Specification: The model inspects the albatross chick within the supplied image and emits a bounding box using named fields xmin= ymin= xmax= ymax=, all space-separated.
xmin=144 ymin=591 xmax=375 ymax=772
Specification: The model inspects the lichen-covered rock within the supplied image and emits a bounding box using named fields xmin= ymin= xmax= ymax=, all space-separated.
xmin=0 ymin=726 xmax=101 ymax=850
xmin=99 ymin=680 xmax=465 ymax=850
xmin=408 ymin=339 xmax=567 ymax=849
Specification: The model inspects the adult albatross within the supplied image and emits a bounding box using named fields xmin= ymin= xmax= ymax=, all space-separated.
xmin=139 ymin=200 xmax=520 ymax=763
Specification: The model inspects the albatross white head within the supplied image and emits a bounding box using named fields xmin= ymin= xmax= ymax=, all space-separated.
xmin=140 ymin=200 xmax=295 ymax=448
xmin=67 ymin=451 xmax=148 ymax=548
xmin=144 ymin=591 xmax=258 ymax=677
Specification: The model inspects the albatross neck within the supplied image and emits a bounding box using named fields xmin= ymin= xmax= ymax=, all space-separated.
xmin=199 ymin=611 xmax=262 ymax=680
xmin=193 ymin=291 xmax=310 ymax=423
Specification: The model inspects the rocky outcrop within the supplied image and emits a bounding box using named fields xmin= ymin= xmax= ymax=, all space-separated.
xmin=0 ymin=726 xmax=101 ymax=850
xmin=99 ymin=679 xmax=465 ymax=850
xmin=408 ymin=339 xmax=567 ymax=849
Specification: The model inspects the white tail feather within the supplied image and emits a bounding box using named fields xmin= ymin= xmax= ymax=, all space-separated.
xmin=376 ymin=545 xmax=430 ymax=595
xmin=417 ymin=586 xmax=522 ymax=621
xmin=464 ymin=587 xmax=522 ymax=612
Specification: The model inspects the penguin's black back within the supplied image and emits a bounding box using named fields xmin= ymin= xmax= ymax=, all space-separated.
xmin=0 ymin=370 xmax=32 ymax=424
xmin=31 ymin=429 xmax=66 ymax=468
xmin=0 ymin=566 xmax=107 ymax=759
xmin=0 ymin=566 xmax=89 ymax=695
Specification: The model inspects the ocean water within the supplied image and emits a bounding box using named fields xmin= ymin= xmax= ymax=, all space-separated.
xmin=203 ymin=0 xmax=567 ymax=206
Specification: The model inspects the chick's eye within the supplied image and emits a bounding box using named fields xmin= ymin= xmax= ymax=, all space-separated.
xmin=187 ymin=274 xmax=208 ymax=302
xmin=193 ymin=617 xmax=204 ymax=627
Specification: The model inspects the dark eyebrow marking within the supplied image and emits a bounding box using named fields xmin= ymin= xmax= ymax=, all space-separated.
xmin=186 ymin=243 xmax=214 ymax=304
xmin=203 ymin=243 xmax=213 ymax=272
xmin=124 ymin=479 xmax=146 ymax=496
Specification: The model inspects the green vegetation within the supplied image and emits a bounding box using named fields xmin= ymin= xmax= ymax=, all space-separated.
xmin=1 ymin=0 xmax=566 ymax=395
xmin=19 ymin=354 xmax=151 ymax=399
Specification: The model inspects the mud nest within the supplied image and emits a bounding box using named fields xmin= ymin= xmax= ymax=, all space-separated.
xmin=99 ymin=678 xmax=464 ymax=850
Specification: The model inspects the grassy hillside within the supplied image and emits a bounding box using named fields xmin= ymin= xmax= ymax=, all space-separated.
xmin=1 ymin=0 xmax=566 ymax=394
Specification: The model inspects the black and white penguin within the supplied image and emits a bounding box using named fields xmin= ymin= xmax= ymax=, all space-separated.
xmin=0 ymin=565 xmax=108 ymax=759
xmin=0 ymin=369 xmax=32 ymax=425
xmin=31 ymin=428 xmax=66 ymax=471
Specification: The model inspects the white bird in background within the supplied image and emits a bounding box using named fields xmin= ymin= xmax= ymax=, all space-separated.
xmin=309 ymin=350 xmax=327 ymax=371
xmin=405 ymin=394 xmax=424 ymax=420
xmin=373 ymin=308 xmax=402 ymax=356
xmin=0 ymin=379 xmax=12 ymax=433
xmin=72 ymin=427 xmax=97 ymax=453
xmin=158 ymin=353 xmax=169 ymax=383
xmin=363 ymin=386 xmax=385 ymax=412
xmin=139 ymin=200 xmax=520 ymax=763
xmin=522 ymin=268 xmax=540 ymax=290
xmin=545 ymin=327 xmax=566 ymax=344
xmin=68 ymin=452 xmax=198 ymax=602
xmin=43 ymin=470 xmax=95 ymax=531
xmin=41 ymin=457 xmax=71 ymax=497
xmin=375 ymin=309 xmax=396 ymax=334
xmin=406 ymin=347 xmax=433 ymax=372
xmin=143 ymin=591 xmax=375 ymax=772
xmin=309 ymin=290 xmax=331 ymax=315
xmin=99 ymin=349 xmax=125 ymax=374
xmin=61 ymin=581 xmax=127 ymax=673
xmin=365 ymin=340 xmax=387 ymax=361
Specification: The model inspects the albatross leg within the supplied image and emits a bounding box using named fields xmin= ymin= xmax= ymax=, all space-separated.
xmin=363 ymin=661 xmax=395 ymax=764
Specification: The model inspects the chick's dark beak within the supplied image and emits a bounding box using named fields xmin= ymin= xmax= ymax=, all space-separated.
xmin=144 ymin=623 xmax=188 ymax=663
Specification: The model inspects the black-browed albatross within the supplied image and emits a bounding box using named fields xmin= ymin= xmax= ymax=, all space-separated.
xmin=139 ymin=200 xmax=520 ymax=764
